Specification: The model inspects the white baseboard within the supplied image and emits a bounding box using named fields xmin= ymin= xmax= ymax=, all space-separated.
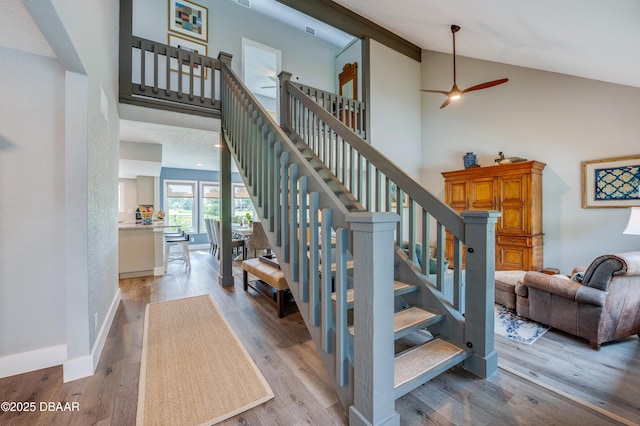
xmin=0 ymin=344 xmax=67 ymax=379
xmin=62 ymin=355 xmax=93 ymax=382
xmin=154 ymin=266 xmax=165 ymax=276
xmin=63 ymin=288 xmax=121 ymax=382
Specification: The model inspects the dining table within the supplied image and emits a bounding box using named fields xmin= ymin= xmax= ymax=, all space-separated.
xmin=232 ymin=224 xmax=253 ymax=239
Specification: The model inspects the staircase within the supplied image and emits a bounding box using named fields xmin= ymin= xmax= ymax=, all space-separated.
xmin=220 ymin=64 xmax=500 ymax=425
xmin=120 ymin=30 xmax=499 ymax=425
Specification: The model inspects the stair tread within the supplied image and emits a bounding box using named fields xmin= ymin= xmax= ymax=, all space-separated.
xmin=348 ymin=306 xmax=438 ymax=336
xmin=393 ymin=307 xmax=438 ymax=331
xmin=332 ymin=281 xmax=416 ymax=304
xmin=394 ymin=339 xmax=463 ymax=389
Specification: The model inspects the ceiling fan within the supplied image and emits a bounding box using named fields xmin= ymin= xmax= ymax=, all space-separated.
xmin=421 ymin=25 xmax=508 ymax=109
xmin=260 ymin=76 xmax=277 ymax=89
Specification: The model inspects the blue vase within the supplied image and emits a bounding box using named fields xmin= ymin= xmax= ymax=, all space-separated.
xmin=463 ymin=152 xmax=477 ymax=169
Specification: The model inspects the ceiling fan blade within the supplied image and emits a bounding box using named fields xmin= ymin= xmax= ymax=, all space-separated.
xmin=420 ymin=89 xmax=450 ymax=95
xmin=462 ymin=78 xmax=508 ymax=94
xmin=440 ymin=98 xmax=454 ymax=109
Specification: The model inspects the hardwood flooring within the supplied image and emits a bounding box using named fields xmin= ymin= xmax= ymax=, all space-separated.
xmin=0 ymin=250 xmax=638 ymax=425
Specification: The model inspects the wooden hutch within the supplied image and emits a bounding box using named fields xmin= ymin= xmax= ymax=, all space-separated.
xmin=442 ymin=160 xmax=545 ymax=271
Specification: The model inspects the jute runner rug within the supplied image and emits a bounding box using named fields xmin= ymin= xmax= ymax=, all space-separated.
xmin=136 ymin=294 xmax=274 ymax=425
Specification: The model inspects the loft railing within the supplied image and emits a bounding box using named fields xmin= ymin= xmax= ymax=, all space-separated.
xmin=120 ymin=35 xmax=223 ymax=117
xmin=288 ymin=76 xmax=367 ymax=139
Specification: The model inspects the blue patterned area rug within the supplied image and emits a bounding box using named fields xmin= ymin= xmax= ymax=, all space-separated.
xmin=494 ymin=304 xmax=549 ymax=344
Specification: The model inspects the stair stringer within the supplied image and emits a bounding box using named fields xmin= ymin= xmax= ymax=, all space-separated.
xmin=392 ymin=248 xmax=467 ymax=349
xmin=221 ymin=128 xmax=357 ymax=408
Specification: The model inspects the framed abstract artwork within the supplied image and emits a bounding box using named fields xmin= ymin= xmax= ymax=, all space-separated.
xmin=169 ymin=0 xmax=208 ymax=42
xmin=168 ymin=34 xmax=207 ymax=77
xmin=582 ymin=155 xmax=640 ymax=208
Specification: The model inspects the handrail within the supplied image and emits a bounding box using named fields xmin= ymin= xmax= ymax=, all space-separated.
xmin=220 ymin=61 xmax=364 ymax=407
xmin=289 ymin=80 xmax=367 ymax=139
xmin=280 ymin=71 xmax=499 ymax=383
xmin=281 ymin=74 xmax=466 ymax=302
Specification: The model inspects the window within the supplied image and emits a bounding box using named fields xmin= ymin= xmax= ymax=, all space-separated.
xmin=200 ymin=182 xmax=220 ymax=231
xmin=233 ymin=184 xmax=255 ymax=224
xmin=165 ymin=180 xmax=196 ymax=231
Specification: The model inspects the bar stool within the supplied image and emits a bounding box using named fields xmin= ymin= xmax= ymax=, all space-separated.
xmin=164 ymin=231 xmax=191 ymax=271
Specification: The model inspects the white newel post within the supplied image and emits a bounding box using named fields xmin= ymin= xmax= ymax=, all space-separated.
xmin=347 ymin=212 xmax=400 ymax=426
xmin=460 ymin=210 xmax=500 ymax=378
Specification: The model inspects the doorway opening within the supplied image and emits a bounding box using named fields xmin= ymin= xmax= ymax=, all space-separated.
xmin=241 ymin=38 xmax=281 ymax=122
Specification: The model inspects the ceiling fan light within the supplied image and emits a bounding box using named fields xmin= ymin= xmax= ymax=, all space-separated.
xmin=449 ymin=94 xmax=461 ymax=101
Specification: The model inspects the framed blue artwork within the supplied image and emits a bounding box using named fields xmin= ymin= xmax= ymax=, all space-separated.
xmin=582 ymin=155 xmax=640 ymax=208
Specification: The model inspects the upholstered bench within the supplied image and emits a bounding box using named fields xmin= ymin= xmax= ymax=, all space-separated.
xmin=494 ymin=270 xmax=527 ymax=310
xmin=242 ymin=257 xmax=291 ymax=318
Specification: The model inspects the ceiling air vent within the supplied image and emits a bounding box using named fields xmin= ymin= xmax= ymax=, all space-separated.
xmin=305 ymin=26 xmax=316 ymax=37
xmin=236 ymin=0 xmax=250 ymax=8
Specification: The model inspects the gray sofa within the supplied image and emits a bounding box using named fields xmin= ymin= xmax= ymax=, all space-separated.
xmin=515 ymin=251 xmax=640 ymax=349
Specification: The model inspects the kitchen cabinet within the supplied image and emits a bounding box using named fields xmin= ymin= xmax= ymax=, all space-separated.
xmin=442 ymin=160 xmax=545 ymax=271
xmin=118 ymin=225 xmax=165 ymax=278
xmin=137 ymin=176 xmax=154 ymax=206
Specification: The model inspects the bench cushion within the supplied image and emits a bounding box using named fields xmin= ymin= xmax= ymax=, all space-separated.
xmin=242 ymin=258 xmax=288 ymax=290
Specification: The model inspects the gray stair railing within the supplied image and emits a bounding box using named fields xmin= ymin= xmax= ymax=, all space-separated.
xmin=280 ymin=71 xmax=500 ymax=378
xmin=221 ymin=59 xmax=364 ymax=409
xmin=288 ymin=80 xmax=367 ymax=139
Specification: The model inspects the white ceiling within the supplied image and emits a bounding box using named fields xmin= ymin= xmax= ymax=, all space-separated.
xmin=119 ymin=120 xmax=226 ymax=177
xmin=334 ymin=0 xmax=640 ymax=89
xmin=8 ymin=0 xmax=640 ymax=173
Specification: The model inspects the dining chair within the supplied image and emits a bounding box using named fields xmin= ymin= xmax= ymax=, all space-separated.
xmin=245 ymin=221 xmax=271 ymax=258
xmin=205 ymin=218 xmax=217 ymax=255
xmin=213 ymin=220 xmax=245 ymax=260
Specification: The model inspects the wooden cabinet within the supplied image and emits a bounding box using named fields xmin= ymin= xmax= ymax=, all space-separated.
xmin=442 ymin=161 xmax=545 ymax=271
xmin=137 ymin=176 xmax=154 ymax=206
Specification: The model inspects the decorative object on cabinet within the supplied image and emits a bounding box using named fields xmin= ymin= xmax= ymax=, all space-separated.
xmin=581 ymin=155 xmax=640 ymax=208
xmin=463 ymin=152 xmax=478 ymax=169
xmin=168 ymin=0 xmax=208 ymax=42
xmin=494 ymin=151 xmax=527 ymax=164
xmin=442 ymin=160 xmax=545 ymax=271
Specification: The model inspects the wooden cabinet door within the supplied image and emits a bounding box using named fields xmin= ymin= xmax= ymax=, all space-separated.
xmin=469 ymin=177 xmax=495 ymax=210
xmin=496 ymin=244 xmax=529 ymax=270
xmin=497 ymin=174 xmax=528 ymax=235
xmin=445 ymin=178 xmax=468 ymax=212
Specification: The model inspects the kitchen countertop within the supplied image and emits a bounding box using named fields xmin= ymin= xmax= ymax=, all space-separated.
xmin=118 ymin=221 xmax=177 ymax=230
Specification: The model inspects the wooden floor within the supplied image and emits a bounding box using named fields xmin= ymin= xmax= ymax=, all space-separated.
xmin=1 ymin=250 xmax=639 ymax=425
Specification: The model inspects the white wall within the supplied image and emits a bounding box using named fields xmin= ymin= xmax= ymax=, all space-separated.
xmin=0 ymin=48 xmax=67 ymax=361
xmin=368 ymin=39 xmax=422 ymax=180
xmin=133 ymin=0 xmax=341 ymax=92
xmin=420 ymin=50 xmax=640 ymax=272
xmin=52 ymin=0 xmax=121 ymax=378
xmin=0 ymin=0 xmax=120 ymax=379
